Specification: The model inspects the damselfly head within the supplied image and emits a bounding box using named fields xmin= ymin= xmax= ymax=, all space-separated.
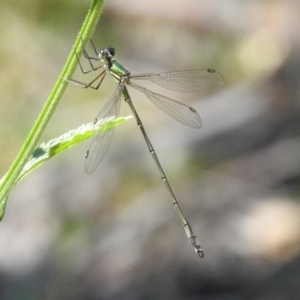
xmin=99 ymin=47 xmax=115 ymax=63
xmin=107 ymin=47 xmax=115 ymax=56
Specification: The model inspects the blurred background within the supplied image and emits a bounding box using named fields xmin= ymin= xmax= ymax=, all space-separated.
xmin=1 ymin=0 xmax=300 ymax=299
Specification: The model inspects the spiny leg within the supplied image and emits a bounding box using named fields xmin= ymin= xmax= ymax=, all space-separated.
xmin=82 ymin=39 xmax=104 ymax=71
xmin=87 ymin=39 xmax=100 ymax=58
xmin=75 ymin=39 xmax=102 ymax=75
xmin=67 ymin=70 xmax=106 ymax=90
xmin=70 ymin=39 xmax=108 ymax=89
xmin=122 ymin=86 xmax=204 ymax=258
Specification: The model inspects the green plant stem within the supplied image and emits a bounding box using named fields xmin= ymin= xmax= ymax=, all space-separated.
xmin=0 ymin=0 xmax=106 ymax=218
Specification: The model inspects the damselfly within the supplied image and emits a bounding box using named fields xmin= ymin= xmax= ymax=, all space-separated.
xmin=67 ymin=40 xmax=224 ymax=258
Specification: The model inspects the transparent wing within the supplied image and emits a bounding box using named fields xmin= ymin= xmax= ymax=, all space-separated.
xmin=84 ymin=85 xmax=123 ymax=174
xmin=129 ymin=82 xmax=201 ymax=128
xmin=130 ymin=69 xmax=224 ymax=92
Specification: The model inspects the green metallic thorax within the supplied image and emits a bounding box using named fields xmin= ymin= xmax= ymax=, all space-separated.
xmin=109 ymin=59 xmax=131 ymax=82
